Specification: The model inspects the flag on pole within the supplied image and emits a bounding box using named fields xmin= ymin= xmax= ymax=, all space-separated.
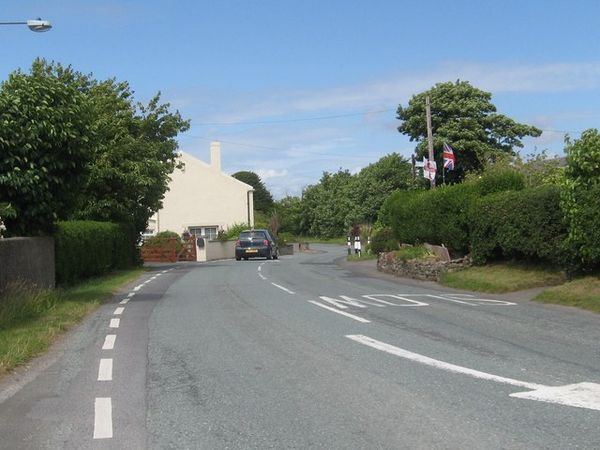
xmin=443 ymin=142 xmax=456 ymax=170
xmin=422 ymin=157 xmax=437 ymax=180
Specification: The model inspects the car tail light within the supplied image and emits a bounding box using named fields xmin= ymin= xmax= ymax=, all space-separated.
xmin=235 ymin=240 xmax=240 ymax=246
xmin=263 ymin=239 xmax=269 ymax=246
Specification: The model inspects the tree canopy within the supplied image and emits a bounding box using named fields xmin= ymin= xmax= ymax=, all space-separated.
xmin=0 ymin=59 xmax=189 ymax=237
xmin=397 ymin=80 xmax=542 ymax=183
xmin=231 ymin=171 xmax=274 ymax=213
xmin=0 ymin=60 xmax=94 ymax=236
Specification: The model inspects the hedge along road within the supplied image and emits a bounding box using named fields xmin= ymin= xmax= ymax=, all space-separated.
xmin=0 ymin=245 xmax=599 ymax=449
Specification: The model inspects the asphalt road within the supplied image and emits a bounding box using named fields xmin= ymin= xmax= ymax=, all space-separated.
xmin=0 ymin=244 xmax=599 ymax=449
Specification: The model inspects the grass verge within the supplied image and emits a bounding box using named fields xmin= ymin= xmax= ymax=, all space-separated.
xmin=440 ymin=263 xmax=566 ymax=293
xmin=0 ymin=268 xmax=144 ymax=377
xmin=534 ymin=276 xmax=600 ymax=313
xmin=346 ymin=253 xmax=378 ymax=262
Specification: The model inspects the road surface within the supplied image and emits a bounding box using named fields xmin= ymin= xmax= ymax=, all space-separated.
xmin=1 ymin=244 xmax=599 ymax=449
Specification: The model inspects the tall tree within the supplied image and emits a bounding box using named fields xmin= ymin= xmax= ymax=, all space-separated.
xmin=74 ymin=79 xmax=189 ymax=237
xmin=397 ymin=80 xmax=541 ymax=183
xmin=0 ymin=60 xmax=94 ymax=236
xmin=231 ymin=171 xmax=274 ymax=213
xmin=352 ymin=153 xmax=415 ymax=223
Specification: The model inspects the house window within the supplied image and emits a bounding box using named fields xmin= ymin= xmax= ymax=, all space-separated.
xmin=188 ymin=226 xmax=218 ymax=240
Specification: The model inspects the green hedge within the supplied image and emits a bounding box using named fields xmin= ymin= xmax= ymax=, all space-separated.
xmin=370 ymin=227 xmax=399 ymax=254
xmin=55 ymin=221 xmax=137 ymax=284
xmin=469 ymin=185 xmax=567 ymax=265
xmin=388 ymin=183 xmax=478 ymax=255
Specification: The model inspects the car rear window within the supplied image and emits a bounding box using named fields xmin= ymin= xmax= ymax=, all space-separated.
xmin=239 ymin=231 xmax=267 ymax=239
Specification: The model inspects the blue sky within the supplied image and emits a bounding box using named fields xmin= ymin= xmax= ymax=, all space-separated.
xmin=2 ymin=1 xmax=600 ymax=198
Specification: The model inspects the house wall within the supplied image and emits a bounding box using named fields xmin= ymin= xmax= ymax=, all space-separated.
xmin=154 ymin=147 xmax=254 ymax=235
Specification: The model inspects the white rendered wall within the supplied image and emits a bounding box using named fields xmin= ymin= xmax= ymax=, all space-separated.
xmin=153 ymin=150 xmax=254 ymax=235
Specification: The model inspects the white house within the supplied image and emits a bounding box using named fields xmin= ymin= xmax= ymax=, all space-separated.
xmin=146 ymin=142 xmax=254 ymax=239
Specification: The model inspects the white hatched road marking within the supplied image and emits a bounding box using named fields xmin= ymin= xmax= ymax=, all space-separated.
xmin=271 ymin=283 xmax=295 ymax=294
xmin=97 ymin=358 xmax=113 ymax=381
xmin=102 ymin=334 xmax=116 ymax=350
xmin=346 ymin=334 xmax=600 ymax=412
xmin=309 ymin=301 xmax=370 ymax=323
xmin=109 ymin=318 xmax=120 ymax=328
xmin=93 ymin=397 xmax=113 ymax=439
xmin=113 ymin=307 xmax=124 ymax=315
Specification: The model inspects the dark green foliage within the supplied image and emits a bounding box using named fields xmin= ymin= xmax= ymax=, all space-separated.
xmin=274 ymin=196 xmax=305 ymax=235
xmin=388 ymin=184 xmax=477 ymax=255
xmin=370 ymin=228 xmax=399 ymax=254
xmin=475 ymin=168 xmax=525 ymax=196
xmin=561 ymin=129 xmax=600 ymax=272
xmin=469 ymin=186 xmax=566 ymax=265
xmin=232 ymin=171 xmax=274 ymax=213
xmin=0 ymin=60 xmax=94 ymax=236
xmin=397 ymin=80 xmax=541 ymax=183
xmin=54 ymin=221 xmax=137 ymax=284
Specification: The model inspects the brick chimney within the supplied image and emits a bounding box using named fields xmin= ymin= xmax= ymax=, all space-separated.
xmin=210 ymin=141 xmax=221 ymax=172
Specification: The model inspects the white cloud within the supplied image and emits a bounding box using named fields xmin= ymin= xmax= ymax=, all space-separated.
xmin=255 ymin=168 xmax=288 ymax=180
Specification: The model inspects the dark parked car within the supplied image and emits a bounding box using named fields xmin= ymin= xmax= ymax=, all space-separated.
xmin=235 ymin=229 xmax=279 ymax=260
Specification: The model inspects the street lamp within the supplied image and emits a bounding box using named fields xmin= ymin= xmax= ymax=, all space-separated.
xmin=0 ymin=18 xmax=52 ymax=32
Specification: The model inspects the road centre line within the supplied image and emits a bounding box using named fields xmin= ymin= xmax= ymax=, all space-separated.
xmin=127 ymin=292 xmax=136 ymax=298
xmin=97 ymin=358 xmax=113 ymax=381
xmin=102 ymin=335 xmax=116 ymax=350
xmin=119 ymin=298 xmax=129 ymax=305
xmin=346 ymin=334 xmax=600 ymax=411
xmin=109 ymin=318 xmax=120 ymax=328
xmin=113 ymin=307 xmax=124 ymax=315
xmin=271 ymin=282 xmax=295 ymax=294
xmin=309 ymin=301 xmax=370 ymax=323
xmin=93 ymin=397 xmax=113 ymax=439
xmin=132 ymin=285 xmax=142 ymax=291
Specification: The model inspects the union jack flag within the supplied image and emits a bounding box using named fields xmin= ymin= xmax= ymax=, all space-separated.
xmin=443 ymin=142 xmax=456 ymax=170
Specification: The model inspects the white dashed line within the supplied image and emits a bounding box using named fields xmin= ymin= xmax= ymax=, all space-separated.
xmin=113 ymin=307 xmax=124 ymax=315
xmin=109 ymin=318 xmax=120 ymax=328
xmin=133 ymin=285 xmax=142 ymax=291
xmin=127 ymin=292 xmax=136 ymax=298
xmin=271 ymin=283 xmax=295 ymax=294
xmin=97 ymin=358 xmax=113 ymax=381
xmin=119 ymin=298 xmax=129 ymax=305
xmin=308 ymin=301 xmax=370 ymax=323
xmin=102 ymin=334 xmax=116 ymax=350
xmin=258 ymin=273 xmax=267 ymax=280
xmin=93 ymin=397 xmax=113 ymax=439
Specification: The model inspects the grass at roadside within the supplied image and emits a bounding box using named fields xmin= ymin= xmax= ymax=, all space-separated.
xmin=347 ymin=252 xmax=378 ymax=262
xmin=534 ymin=276 xmax=600 ymax=313
xmin=0 ymin=268 xmax=144 ymax=377
xmin=440 ymin=263 xmax=566 ymax=293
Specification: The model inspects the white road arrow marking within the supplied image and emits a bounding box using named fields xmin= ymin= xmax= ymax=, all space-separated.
xmin=347 ymin=334 xmax=600 ymax=412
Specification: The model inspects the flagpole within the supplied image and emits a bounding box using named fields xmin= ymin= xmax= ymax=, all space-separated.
xmin=442 ymin=165 xmax=445 ymax=185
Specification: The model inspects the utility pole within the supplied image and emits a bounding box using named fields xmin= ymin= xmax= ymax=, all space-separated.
xmin=425 ymin=96 xmax=435 ymax=188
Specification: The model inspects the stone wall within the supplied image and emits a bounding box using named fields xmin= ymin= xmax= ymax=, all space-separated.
xmin=377 ymin=251 xmax=471 ymax=282
xmin=0 ymin=237 xmax=55 ymax=292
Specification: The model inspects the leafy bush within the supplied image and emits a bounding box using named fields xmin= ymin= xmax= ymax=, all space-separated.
xmin=370 ymin=228 xmax=399 ymax=254
xmin=469 ymin=185 xmax=566 ymax=265
xmin=218 ymin=223 xmax=248 ymax=241
xmin=55 ymin=221 xmax=137 ymax=284
xmin=388 ymin=183 xmax=477 ymax=255
xmin=561 ymin=129 xmax=600 ymax=272
xmin=475 ymin=168 xmax=525 ymax=195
